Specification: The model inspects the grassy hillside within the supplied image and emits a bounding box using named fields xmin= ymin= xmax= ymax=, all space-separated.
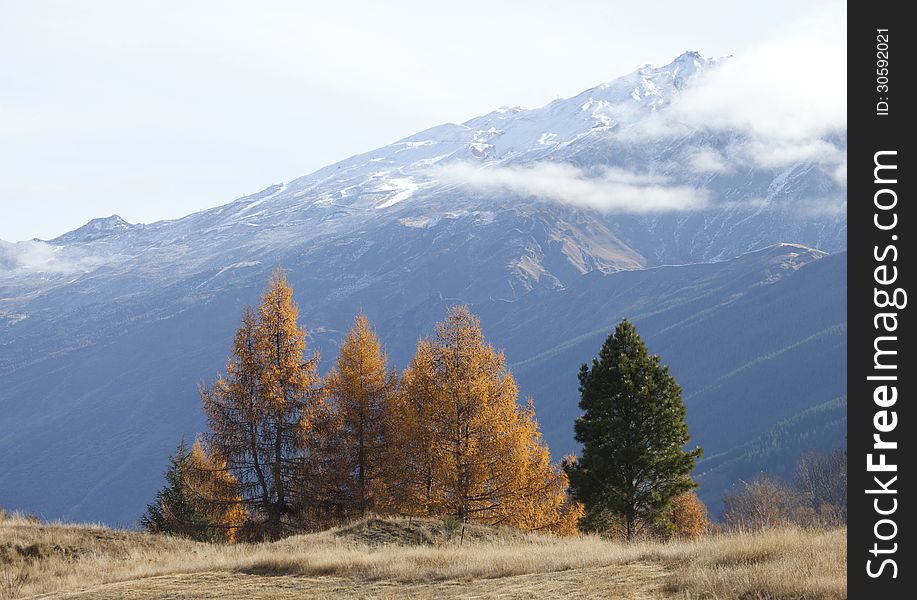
xmin=1 ymin=513 xmax=845 ymax=600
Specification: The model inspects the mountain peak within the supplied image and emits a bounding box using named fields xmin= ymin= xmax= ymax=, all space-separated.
xmin=88 ymin=215 xmax=129 ymax=228
xmin=52 ymin=215 xmax=134 ymax=244
xmin=673 ymin=50 xmax=703 ymax=62
xmin=652 ymin=50 xmax=706 ymax=79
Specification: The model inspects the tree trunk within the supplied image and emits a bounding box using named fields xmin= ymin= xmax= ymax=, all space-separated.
xmin=271 ymin=414 xmax=286 ymax=538
xmin=248 ymin=421 xmax=271 ymax=515
xmin=358 ymin=409 xmax=366 ymax=516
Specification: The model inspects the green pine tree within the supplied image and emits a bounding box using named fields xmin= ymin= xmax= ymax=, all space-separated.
xmin=564 ymin=319 xmax=702 ymax=540
xmin=140 ymin=441 xmax=209 ymax=539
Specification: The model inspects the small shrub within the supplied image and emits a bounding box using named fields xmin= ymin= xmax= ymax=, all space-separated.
xmin=442 ymin=515 xmax=462 ymax=537
xmin=795 ymin=450 xmax=847 ymax=526
xmin=577 ymin=509 xmax=626 ymax=540
xmin=722 ymin=476 xmax=806 ymax=530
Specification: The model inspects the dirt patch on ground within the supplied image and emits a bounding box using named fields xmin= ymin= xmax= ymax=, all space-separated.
xmin=32 ymin=563 xmax=672 ymax=600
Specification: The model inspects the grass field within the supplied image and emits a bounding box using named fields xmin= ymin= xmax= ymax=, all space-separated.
xmin=1 ymin=513 xmax=846 ymax=599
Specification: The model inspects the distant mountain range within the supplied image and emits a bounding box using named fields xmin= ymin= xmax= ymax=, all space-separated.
xmin=0 ymin=52 xmax=846 ymax=523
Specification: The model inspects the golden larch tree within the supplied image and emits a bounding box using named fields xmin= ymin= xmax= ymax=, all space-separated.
xmin=498 ymin=409 xmax=585 ymax=535
xmin=201 ymin=269 xmax=322 ymax=539
xmin=392 ymin=306 xmax=581 ymax=532
xmin=184 ymin=440 xmax=248 ymax=543
xmin=390 ymin=339 xmax=444 ymax=516
xmin=323 ymin=314 xmax=397 ymax=517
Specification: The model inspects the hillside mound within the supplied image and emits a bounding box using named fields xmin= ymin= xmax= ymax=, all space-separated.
xmin=1 ymin=514 xmax=185 ymax=568
xmin=331 ymin=516 xmax=538 ymax=547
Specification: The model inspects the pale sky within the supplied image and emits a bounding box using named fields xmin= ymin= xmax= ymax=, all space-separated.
xmin=0 ymin=0 xmax=844 ymax=241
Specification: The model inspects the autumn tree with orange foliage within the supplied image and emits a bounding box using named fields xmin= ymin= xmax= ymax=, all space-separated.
xmin=507 ymin=418 xmax=585 ymax=535
xmin=322 ymin=314 xmax=397 ymax=518
xmin=201 ymin=269 xmax=322 ymax=539
xmin=646 ymin=491 xmax=708 ymax=540
xmin=184 ymin=441 xmax=248 ymax=543
xmin=387 ymin=341 xmax=440 ymax=516
xmin=666 ymin=491 xmax=708 ymax=538
xmin=390 ymin=306 xmax=582 ymax=533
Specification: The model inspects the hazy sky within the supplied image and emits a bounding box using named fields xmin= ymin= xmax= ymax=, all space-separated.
xmin=0 ymin=0 xmax=844 ymax=241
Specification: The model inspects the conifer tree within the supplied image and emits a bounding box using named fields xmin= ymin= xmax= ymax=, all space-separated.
xmin=140 ymin=441 xmax=207 ymax=538
xmin=393 ymin=306 xmax=582 ymax=532
xmin=565 ymin=319 xmax=701 ymax=540
xmin=401 ymin=307 xmax=522 ymax=522
xmin=323 ymin=314 xmax=397 ymax=517
xmin=502 ymin=406 xmax=585 ymax=534
xmin=201 ymin=269 xmax=322 ymax=539
xmin=389 ymin=340 xmax=441 ymax=516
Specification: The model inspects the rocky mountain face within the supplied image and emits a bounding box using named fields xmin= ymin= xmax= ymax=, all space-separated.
xmin=0 ymin=52 xmax=846 ymax=523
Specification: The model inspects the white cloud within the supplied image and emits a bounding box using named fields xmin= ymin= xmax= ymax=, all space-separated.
xmin=831 ymin=161 xmax=847 ymax=185
xmin=0 ymin=240 xmax=108 ymax=273
xmin=673 ymin=5 xmax=845 ymax=141
xmin=796 ymin=196 xmax=847 ymax=217
xmin=736 ymin=138 xmax=845 ymax=170
xmin=638 ymin=4 xmax=846 ymax=179
xmin=688 ymin=147 xmax=732 ymax=174
xmin=434 ymin=162 xmax=709 ymax=214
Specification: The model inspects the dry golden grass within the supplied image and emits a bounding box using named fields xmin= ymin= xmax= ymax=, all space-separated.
xmin=0 ymin=512 xmax=845 ymax=600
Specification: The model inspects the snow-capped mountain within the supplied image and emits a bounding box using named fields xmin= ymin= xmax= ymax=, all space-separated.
xmin=0 ymin=52 xmax=847 ymax=523
xmin=2 ymin=52 xmax=844 ymax=283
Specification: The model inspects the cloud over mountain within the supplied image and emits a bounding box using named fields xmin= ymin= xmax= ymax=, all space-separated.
xmin=434 ymin=162 xmax=709 ymax=214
